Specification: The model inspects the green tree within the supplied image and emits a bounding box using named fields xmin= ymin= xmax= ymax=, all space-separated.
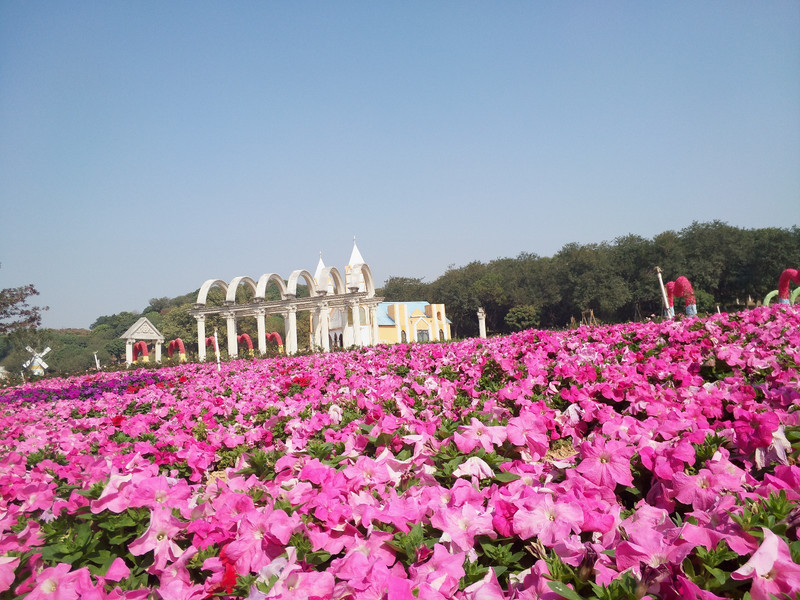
xmin=611 ymin=234 xmax=660 ymax=320
xmin=472 ymin=269 xmax=512 ymax=333
xmin=90 ymin=312 xmax=139 ymax=337
xmin=430 ymin=262 xmax=486 ymax=338
xmin=553 ymin=242 xmax=631 ymax=323
xmin=103 ymin=339 xmax=127 ymax=363
xmin=0 ymin=267 xmax=48 ymax=334
xmin=379 ymin=277 xmax=430 ymax=301
xmin=504 ymin=305 xmax=540 ymax=331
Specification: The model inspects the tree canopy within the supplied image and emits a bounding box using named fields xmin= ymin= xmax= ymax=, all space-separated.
xmin=0 ymin=265 xmax=48 ymax=334
xmin=378 ymin=221 xmax=799 ymax=336
xmin=1 ymin=221 xmax=797 ymax=376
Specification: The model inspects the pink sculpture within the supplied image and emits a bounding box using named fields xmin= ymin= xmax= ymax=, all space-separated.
xmin=168 ymin=339 xmax=187 ymax=362
xmin=132 ymin=341 xmax=149 ymax=362
xmin=778 ymin=268 xmax=800 ymax=304
xmin=665 ymin=276 xmax=697 ymax=318
xmin=237 ymin=333 xmax=255 ymax=357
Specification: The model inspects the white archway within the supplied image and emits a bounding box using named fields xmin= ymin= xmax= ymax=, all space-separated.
xmin=189 ymin=261 xmax=383 ymax=358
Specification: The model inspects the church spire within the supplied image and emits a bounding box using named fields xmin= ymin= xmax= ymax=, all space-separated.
xmin=348 ymin=236 xmax=365 ymax=266
xmin=313 ymin=251 xmax=325 ymax=284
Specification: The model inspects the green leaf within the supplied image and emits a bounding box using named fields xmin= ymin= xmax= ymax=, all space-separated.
xmin=547 ymin=580 xmax=585 ymax=600
xmin=703 ymin=565 xmax=728 ymax=586
xmin=493 ymin=472 xmax=521 ymax=483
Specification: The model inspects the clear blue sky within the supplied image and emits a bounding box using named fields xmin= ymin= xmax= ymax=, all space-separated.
xmin=1 ymin=2 xmax=798 ymax=329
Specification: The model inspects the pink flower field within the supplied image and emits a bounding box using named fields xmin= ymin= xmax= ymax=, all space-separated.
xmin=2 ymin=306 xmax=800 ymax=600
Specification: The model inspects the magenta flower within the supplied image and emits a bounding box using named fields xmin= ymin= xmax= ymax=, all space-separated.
xmin=225 ymin=507 xmax=299 ymax=574
xmin=732 ymin=528 xmax=800 ymax=600
xmin=128 ymin=506 xmax=185 ymax=571
xmin=615 ymin=526 xmax=693 ymax=577
xmin=671 ymin=469 xmax=724 ymax=510
xmin=453 ymin=418 xmax=507 ymax=454
xmin=430 ymin=502 xmax=494 ymax=552
xmin=0 ymin=556 xmax=20 ymax=593
xmin=576 ymin=437 xmax=634 ymax=488
xmin=452 ymin=456 xmax=494 ymax=480
xmin=26 ymin=563 xmax=79 ymax=600
xmin=732 ymin=409 xmax=781 ymax=456
xmin=408 ymin=543 xmax=465 ymax=598
xmin=491 ymin=498 xmax=518 ymax=538
xmin=462 ymin=567 xmax=505 ymax=600
xmin=512 ymin=493 xmax=584 ymax=546
xmin=506 ymin=412 xmax=549 ymax=460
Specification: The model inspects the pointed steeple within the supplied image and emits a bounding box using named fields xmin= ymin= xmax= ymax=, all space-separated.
xmin=348 ymin=236 xmax=365 ymax=266
xmin=313 ymin=251 xmax=325 ymax=284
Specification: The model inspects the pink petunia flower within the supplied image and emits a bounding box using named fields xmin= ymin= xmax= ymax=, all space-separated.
xmin=26 ymin=563 xmax=79 ymax=600
xmin=512 ymin=493 xmax=584 ymax=546
xmin=408 ymin=543 xmax=465 ymax=598
xmin=462 ymin=568 xmax=505 ymax=600
xmin=453 ymin=418 xmax=507 ymax=454
xmin=576 ymin=437 xmax=634 ymax=488
xmin=731 ymin=528 xmax=800 ymax=600
xmin=0 ymin=556 xmax=20 ymax=593
xmin=128 ymin=506 xmax=185 ymax=572
xmin=224 ymin=507 xmax=299 ymax=574
xmin=430 ymin=502 xmax=495 ymax=552
xmin=452 ymin=456 xmax=494 ymax=480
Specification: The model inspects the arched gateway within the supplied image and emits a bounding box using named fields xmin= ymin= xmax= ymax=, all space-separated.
xmin=188 ymin=242 xmax=383 ymax=358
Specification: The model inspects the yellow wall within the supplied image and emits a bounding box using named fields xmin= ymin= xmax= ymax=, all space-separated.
xmin=377 ymin=302 xmax=451 ymax=344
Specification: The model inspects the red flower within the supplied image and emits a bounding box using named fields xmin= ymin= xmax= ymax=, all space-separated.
xmin=291 ymin=375 xmax=310 ymax=387
xmin=111 ymin=415 xmax=126 ymax=427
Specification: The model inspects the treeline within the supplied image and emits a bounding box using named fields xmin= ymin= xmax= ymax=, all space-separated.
xmin=378 ymin=221 xmax=799 ymax=337
xmin=1 ymin=221 xmax=797 ymax=377
xmin=0 ymin=284 xmax=303 ymax=376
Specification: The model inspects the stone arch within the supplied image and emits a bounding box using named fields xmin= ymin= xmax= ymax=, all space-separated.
xmin=287 ymin=269 xmax=318 ymax=297
xmin=196 ymin=279 xmax=229 ymax=306
xmin=318 ymin=266 xmax=346 ymax=295
xmin=226 ymin=276 xmax=258 ymax=304
xmin=256 ymin=273 xmax=288 ymax=301
xmin=351 ymin=263 xmax=376 ymax=297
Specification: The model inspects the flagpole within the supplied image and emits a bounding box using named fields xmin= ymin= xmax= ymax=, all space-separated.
xmin=655 ymin=266 xmax=669 ymax=318
xmin=213 ymin=329 xmax=221 ymax=372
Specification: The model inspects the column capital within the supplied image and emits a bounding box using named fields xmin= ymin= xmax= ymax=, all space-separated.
xmin=195 ymin=314 xmax=206 ymax=323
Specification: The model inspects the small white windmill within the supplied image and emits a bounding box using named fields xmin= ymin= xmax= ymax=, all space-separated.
xmin=23 ymin=346 xmax=50 ymax=376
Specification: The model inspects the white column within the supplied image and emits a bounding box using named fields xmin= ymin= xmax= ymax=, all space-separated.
xmin=155 ymin=341 xmax=162 ymax=363
xmin=287 ymin=306 xmax=298 ymax=354
xmin=370 ymin=305 xmax=378 ymax=346
xmin=394 ymin=303 xmax=402 ymax=343
xmin=256 ymin=309 xmax=267 ymax=355
xmin=196 ymin=315 xmax=206 ymax=361
xmin=351 ymin=301 xmax=362 ymax=347
xmin=312 ymin=310 xmax=321 ymax=349
xmin=320 ymin=302 xmax=330 ymax=351
xmin=431 ymin=305 xmax=440 ymax=341
xmin=477 ymin=307 xmax=487 ymax=338
xmin=225 ymin=312 xmax=238 ymax=357
xmin=125 ymin=340 xmax=133 ymax=366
